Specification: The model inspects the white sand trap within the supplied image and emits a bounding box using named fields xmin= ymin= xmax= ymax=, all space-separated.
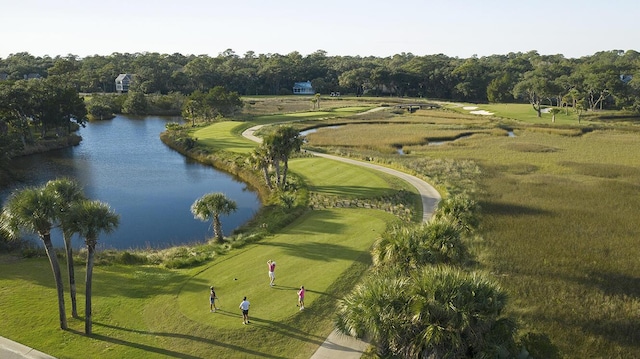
xmin=469 ymin=110 xmax=494 ymax=115
xmin=463 ymin=106 xmax=478 ymax=110
xmin=541 ymin=108 xmax=551 ymax=113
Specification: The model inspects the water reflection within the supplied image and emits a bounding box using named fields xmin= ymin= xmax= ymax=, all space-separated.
xmin=1 ymin=115 xmax=261 ymax=250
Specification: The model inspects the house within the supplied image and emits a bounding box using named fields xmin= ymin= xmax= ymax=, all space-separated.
xmin=115 ymin=73 xmax=133 ymax=93
xmin=293 ymin=81 xmax=314 ymax=95
xmin=23 ymin=73 xmax=41 ymax=80
xmin=620 ymin=74 xmax=633 ymax=84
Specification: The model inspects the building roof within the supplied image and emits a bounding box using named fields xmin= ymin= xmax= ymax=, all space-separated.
xmin=293 ymin=81 xmax=313 ymax=89
xmin=115 ymin=73 xmax=132 ymax=81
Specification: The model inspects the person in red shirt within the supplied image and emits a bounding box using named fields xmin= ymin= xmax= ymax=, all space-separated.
xmin=297 ymin=286 xmax=305 ymax=310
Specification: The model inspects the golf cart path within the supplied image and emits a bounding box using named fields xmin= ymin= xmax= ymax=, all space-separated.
xmin=242 ymin=124 xmax=441 ymax=358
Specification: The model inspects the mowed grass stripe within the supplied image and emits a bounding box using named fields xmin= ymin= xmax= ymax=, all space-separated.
xmin=192 ymin=121 xmax=258 ymax=153
xmin=0 ymin=209 xmax=393 ymax=358
xmin=289 ymin=157 xmax=397 ymax=198
xmin=177 ymin=208 xmax=393 ymax=327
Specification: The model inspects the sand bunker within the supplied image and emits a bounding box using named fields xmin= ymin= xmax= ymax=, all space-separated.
xmin=469 ymin=110 xmax=494 ymax=115
xmin=462 ymin=106 xmax=478 ymax=110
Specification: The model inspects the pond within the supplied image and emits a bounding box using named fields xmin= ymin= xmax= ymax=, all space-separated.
xmin=0 ymin=115 xmax=261 ymax=250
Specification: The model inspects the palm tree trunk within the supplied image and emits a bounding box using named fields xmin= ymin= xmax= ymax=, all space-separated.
xmin=261 ymin=164 xmax=272 ymax=189
xmin=42 ymin=234 xmax=68 ymax=330
xmin=213 ymin=215 xmax=223 ymax=243
xmin=64 ymin=234 xmax=78 ymax=318
xmin=85 ymin=243 xmax=95 ymax=335
xmin=281 ymin=156 xmax=289 ymax=187
xmin=273 ymin=159 xmax=281 ymax=187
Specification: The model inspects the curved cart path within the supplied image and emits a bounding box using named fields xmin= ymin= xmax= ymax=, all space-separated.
xmin=242 ymin=124 xmax=441 ymax=358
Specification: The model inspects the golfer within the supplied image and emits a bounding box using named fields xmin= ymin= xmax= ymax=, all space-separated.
xmin=239 ymin=296 xmax=250 ymax=324
xmin=210 ymin=286 xmax=218 ymax=312
xmin=267 ymin=260 xmax=276 ymax=286
xmin=297 ymin=286 xmax=305 ymax=310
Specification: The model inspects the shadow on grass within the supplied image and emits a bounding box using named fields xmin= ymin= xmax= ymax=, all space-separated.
xmin=479 ymin=201 xmax=551 ymax=216
xmin=269 ymin=285 xmax=334 ymax=298
xmin=247 ymin=315 xmax=326 ymax=344
xmin=92 ymin=265 xmax=192 ymax=299
xmin=580 ymin=317 xmax=640 ymax=349
xmin=87 ymin=322 xmax=288 ymax=359
xmin=574 ymin=270 xmax=640 ymax=299
xmin=282 ymin=210 xmax=347 ymax=235
xmin=257 ymin=241 xmax=368 ymax=263
xmin=310 ymin=185 xmax=394 ymax=198
xmin=559 ymin=270 xmax=640 ymax=349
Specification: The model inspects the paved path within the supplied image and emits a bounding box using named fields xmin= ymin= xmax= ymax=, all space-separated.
xmin=0 ymin=336 xmax=56 ymax=359
xmin=242 ymin=124 xmax=441 ymax=358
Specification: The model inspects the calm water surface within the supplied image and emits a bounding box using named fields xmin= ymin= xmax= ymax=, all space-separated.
xmin=1 ymin=115 xmax=261 ymax=250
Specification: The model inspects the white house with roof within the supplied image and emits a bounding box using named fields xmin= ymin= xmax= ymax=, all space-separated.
xmin=115 ymin=73 xmax=133 ymax=93
xmin=293 ymin=81 xmax=314 ymax=95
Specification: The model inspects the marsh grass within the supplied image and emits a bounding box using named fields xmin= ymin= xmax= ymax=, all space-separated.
xmin=303 ymin=112 xmax=640 ymax=357
xmin=306 ymin=123 xmax=501 ymax=153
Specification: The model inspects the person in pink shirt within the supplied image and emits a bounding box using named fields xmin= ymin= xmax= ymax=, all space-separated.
xmin=267 ymin=260 xmax=276 ymax=286
xmin=297 ymin=286 xmax=305 ymax=310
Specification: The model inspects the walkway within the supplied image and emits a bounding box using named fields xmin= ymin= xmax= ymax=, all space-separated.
xmin=242 ymin=124 xmax=441 ymax=358
xmin=0 ymin=336 xmax=56 ymax=359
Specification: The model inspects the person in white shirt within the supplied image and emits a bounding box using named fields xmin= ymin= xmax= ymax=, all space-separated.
xmin=239 ymin=296 xmax=250 ymax=324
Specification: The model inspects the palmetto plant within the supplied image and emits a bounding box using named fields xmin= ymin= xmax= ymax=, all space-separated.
xmin=336 ymin=267 xmax=518 ymax=359
xmin=372 ymin=218 xmax=468 ymax=271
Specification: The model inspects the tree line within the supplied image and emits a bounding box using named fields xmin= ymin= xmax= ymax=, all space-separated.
xmin=2 ymin=49 xmax=640 ymax=112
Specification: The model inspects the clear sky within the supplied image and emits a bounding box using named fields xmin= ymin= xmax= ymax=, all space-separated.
xmin=1 ymin=0 xmax=638 ymax=59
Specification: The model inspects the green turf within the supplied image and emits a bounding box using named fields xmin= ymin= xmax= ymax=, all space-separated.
xmin=192 ymin=121 xmax=258 ymax=153
xmin=447 ymin=102 xmax=590 ymax=125
xmin=0 ymin=209 xmax=394 ymax=358
xmin=288 ymin=157 xmax=399 ymax=198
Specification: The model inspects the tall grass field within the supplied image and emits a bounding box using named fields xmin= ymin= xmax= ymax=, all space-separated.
xmin=304 ymin=102 xmax=640 ymax=357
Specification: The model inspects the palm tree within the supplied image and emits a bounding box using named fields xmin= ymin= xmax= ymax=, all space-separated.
xmin=274 ymin=126 xmax=303 ymax=188
xmin=247 ymin=146 xmax=273 ymax=189
xmin=46 ymin=178 xmax=86 ymax=318
xmin=1 ymin=186 xmax=68 ymax=329
xmin=263 ymin=126 xmax=303 ymax=189
xmin=68 ymin=199 xmax=119 ymax=335
xmin=191 ymin=192 xmax=237 ymax=243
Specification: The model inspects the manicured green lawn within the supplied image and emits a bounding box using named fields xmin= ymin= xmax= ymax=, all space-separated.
xmin=289 ymin=157 xmax=401 ymax=198
xmin=447 ymin=102 xmax=590 ymax=126
xmin=192 ymin=121 xmax=258 ymax=153
xmin=0 ymin=208 xmax=395 ymax=358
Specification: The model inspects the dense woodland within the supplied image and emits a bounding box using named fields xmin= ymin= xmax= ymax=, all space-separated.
xmin=1 ymin=49 xmax=640 ymax=110
xmin=2 ymin=48 xmax=640 ymax=178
